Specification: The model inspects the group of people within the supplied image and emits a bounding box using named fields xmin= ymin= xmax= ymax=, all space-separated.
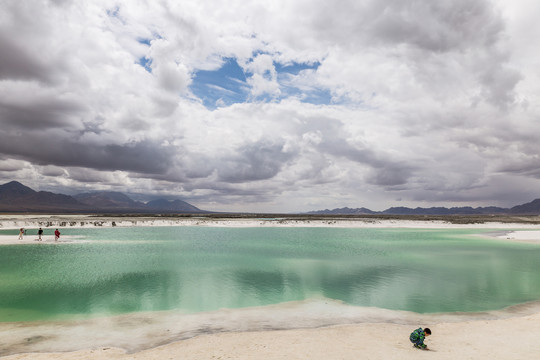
xmin=18 ymin=227 xmax=61 ymax=242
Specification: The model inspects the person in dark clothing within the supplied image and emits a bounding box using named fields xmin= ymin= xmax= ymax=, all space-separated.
xmin=409 ymin=327 xmax=431 ymax=349
xmin=38 ymin=228 xmax=43 ymax=241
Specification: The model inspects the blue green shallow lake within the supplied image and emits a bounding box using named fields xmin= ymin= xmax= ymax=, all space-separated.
xmin=1 ymin=226 xmax=540 ymax=323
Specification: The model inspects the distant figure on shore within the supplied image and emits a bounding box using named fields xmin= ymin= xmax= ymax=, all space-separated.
xmin=18 ymin=228 xmax=24 ymax=240
xmin=54 ymin=229 xmax=60 ymax=242
xmin=409 ymin=327 xmax=431 ymax=350
xmin=38 ymin=228 xmax=43 ymax=241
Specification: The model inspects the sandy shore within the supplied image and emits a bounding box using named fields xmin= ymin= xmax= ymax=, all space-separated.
xmin=497 ymin=230 xmax=540 ymax=242
xmin=2 ymin=214 xmax=540 ymax=245
xmin=0 ymin=235 xmax=80 ymax=245
xmin=3 ymin=312 xmax=540 ymax=360
xmin=1 ymin=213 xmax=540 ymax=230
xmin=2 ymin=215 xmax=540 ymax=359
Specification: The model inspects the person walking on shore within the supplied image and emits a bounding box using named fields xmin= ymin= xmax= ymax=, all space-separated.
xmin=38 ymin=228 xmax=43 ymax=241
xmin=18 ymin=228 xmax=24 ymax=240
xmin=54 ymin=229 xmax=60 ymax=242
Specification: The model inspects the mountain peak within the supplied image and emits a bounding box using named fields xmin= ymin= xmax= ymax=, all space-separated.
xmin=0 ymin=181 xmax=205 ymax=213
xmin=0 ymin=181 xmax=36 ymax=200
xmin=146 ymin=198 xmax=202 ymax=213
xmin=510 ymin=199 xmax=540 ymax=214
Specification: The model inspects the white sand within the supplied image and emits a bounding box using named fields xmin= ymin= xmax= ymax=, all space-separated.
xmin=3 ymin=313 xmax=540 ymax=360
xmin=0 ymin=235 xmax=81 ymax=245
xmin=497 ymin=230 xmax=540 ymax=242
xmin=1 ymin=214 xmax=540 ymax=230
xmin=2 ymin=215 xmax=540 ymax=359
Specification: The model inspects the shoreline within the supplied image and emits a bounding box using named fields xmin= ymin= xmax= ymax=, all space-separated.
xmin=1 ymin=214 xmax=540 ymax=230
xmin=0 ymin=235 xmax=81 ymax=245
xmin=2 ymin=299 xmax=540 ymax=359
xmin=2 ymin=215 xmax=540 ymax=359
xmin=2 ymin=214 xmax=540 ymax=246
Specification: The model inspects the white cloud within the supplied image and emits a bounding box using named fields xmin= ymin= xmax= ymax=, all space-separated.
xmin=0 ymin=0 xmax=540 ymax=212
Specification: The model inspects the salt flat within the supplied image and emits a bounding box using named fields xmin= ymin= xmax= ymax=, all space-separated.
xmin=1 ymin=214 xmax=540 ymax=360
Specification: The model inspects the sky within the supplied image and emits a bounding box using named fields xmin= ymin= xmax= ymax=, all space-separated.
xmin=1 ymin=0 xmax=540 ymax=212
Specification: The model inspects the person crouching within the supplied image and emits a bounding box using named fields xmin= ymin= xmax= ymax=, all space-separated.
xmin=409 ymin=327 xmax=431 ymax=350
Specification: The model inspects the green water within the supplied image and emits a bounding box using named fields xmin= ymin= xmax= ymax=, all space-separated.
xmin=1 ymin=227 xmax=540 ymax=322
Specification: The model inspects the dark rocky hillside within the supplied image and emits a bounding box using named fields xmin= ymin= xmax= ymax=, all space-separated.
xmin=0 ymin=181 xmax=205 ymax=213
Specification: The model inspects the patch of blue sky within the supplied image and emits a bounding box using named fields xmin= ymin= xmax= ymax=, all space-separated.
xmin=250 ymin=93 xmax=278 ymax=104
xmin=190 ymin=57 xmax=331 ymax=108
xmin=277 ymin=78 xmax=333 ymax=105
xmin=190 ymin=57 xmax=249 ymax=109
xmin=105 ymin=6 xmax=126 ymax=25
xmin=137 ymin=38 xmax=152 ymax=46
xmin=288 ymin=88 xmax=333 ymax=105
xmin=138 ymin=57 xmax=152 ymax=73
xmin=106 ymin=6 xmax=120 ymax=18
xmin=274 ymin=61 xmax=321 ymax=75
xmin=137 ymin=33 xmax=162 ymax=46
xmin=275 ymin=63 xmax=332 ymax=105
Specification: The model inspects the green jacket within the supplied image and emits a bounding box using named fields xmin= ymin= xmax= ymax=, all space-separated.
xmin=409 ymin=328 xmax=427 ymax=348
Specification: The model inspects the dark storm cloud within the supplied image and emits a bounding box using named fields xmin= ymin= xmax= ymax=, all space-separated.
xmin=307 ymin=0 xmax=503 ymax=52
xmin=0 ymin=133 xmax=172 ymax=175
xmin=297 ymin=116 xmax=416 ymax=186
xmin=81 ymin=117 xmax=106 ymax=135
xmin=478 ymin=62 xmax=522 ymax=109
xmin=0 ymin=33 xmax=52 ymax=82
xmin=49 ymin=0 xmax=70 ymax=5
xmin=180 ymin=180 xmax=280 ymax=205
xmin=182 ymin=155 xmax=215 ymax=179
xmin=403 ymin=174 xmax=538 ymax=209
xmin=79 ymin=141 xmax=172 ymax=174
xmin=217 ymin=140 xmax=296 ymax=183
xmin=364 ymin=0 xmax=503 ymax=51
xmin=325 ymin=140 xmax=414 ymax=187
xmin=0 ymin=96 xmax=84 ymax=130
xmin=40 ymin=166 xmax=66 ymax=177
xmin=0 ymin=2 xmax=63 ymax=84
xmin=66 ymin=168 xmax=117 ymax=183
xmin=497 ymin=161 xmax=540 ymax=179
xmin=365 ymin=165 xmax=413 ymax=187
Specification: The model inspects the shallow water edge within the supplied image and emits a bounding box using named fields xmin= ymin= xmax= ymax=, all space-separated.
xmin=2 ymin=297 xmax=540 ymax=357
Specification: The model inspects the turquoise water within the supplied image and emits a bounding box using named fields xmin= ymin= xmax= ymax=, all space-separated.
xmin=1 ymin=226 xmax=540 ymax=322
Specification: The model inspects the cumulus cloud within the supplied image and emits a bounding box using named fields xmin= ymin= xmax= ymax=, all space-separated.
xmin=217 ymin=139 xmax=295 ymax=182
xmin=0 ymin=0 xmax=539 ymax=212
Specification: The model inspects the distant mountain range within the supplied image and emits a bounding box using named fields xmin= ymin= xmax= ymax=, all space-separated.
xmin=0 ymin=181 xmax=206 ymax=214
xmin=308 ymin=199 xmax=540 ymax=215
xmin=2 ymin=180 xmax=540 ymax=215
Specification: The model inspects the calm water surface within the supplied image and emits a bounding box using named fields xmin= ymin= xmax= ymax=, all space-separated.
xmin=1 ymin=226 xmax=540 ymax=322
